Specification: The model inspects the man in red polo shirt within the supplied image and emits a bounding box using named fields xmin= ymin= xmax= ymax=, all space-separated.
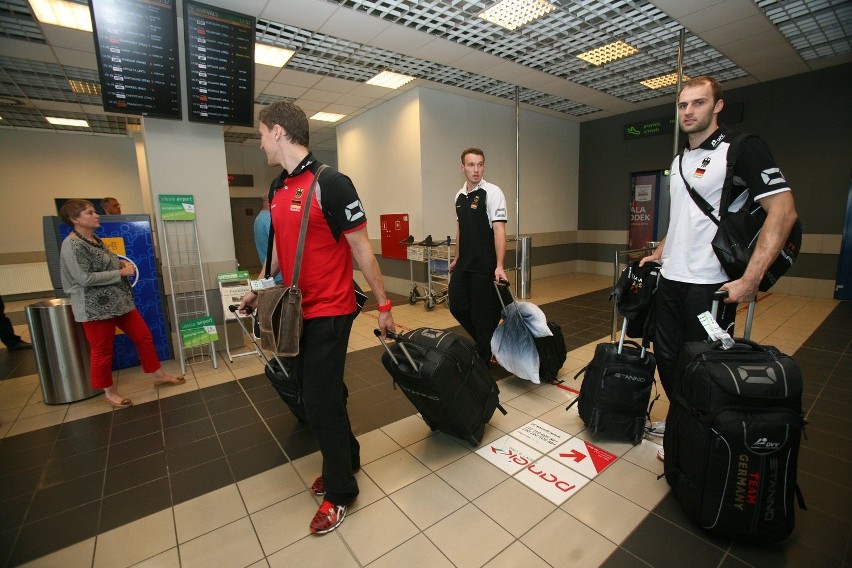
xmin=241 ymin=101 xmax=395 ymax=535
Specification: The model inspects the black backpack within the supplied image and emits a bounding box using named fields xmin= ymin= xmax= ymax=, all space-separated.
xmin=610 ymin=260 xmax=661 ymax=342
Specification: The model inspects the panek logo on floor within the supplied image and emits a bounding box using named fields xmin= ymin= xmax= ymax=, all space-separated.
xmin=490 ymin=446 xmax=576 ymax=493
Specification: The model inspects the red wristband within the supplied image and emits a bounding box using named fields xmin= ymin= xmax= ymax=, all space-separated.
xmin=377 ymin=300 xmax=392 ymax=312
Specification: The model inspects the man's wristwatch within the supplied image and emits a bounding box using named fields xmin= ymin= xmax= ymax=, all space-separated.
xmin=377 ymin=300 xmax=392 ymax=312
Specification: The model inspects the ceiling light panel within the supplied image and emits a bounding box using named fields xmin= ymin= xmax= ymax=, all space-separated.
xmin=757 ymin=0 xmax=851 ymax=60
xmin=256 ymin=18 xmax=597 ymax=116
xmin=0 ymin=0 xmax=45 ymax=42
xmin=0 ymin=56 xmax=103 ymax=105
xmin=333 ymin=0 xmax=746 ymax=104
xmin=478 ymin=0 xmax=556 ymax=31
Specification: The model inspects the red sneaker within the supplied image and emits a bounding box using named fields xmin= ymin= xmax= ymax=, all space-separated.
xmin=310 ymin=500 xmax=348 ymax=534
xmin=311 ymin=468 xmax=360 ymax=496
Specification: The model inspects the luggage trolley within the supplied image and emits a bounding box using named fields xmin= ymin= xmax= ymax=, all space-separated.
xmin=404 ymin=236 xmax=453 ymax=310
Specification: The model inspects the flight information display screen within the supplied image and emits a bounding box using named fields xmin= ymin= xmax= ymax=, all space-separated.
xmin=90 ymin=0 xmax=182 ymax=119
xmin=183 ymin=1 xmax=255 ymax=127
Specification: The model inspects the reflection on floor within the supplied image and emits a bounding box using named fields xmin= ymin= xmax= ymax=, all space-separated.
xmin=0 ymin=273 xmax=848 ymax=567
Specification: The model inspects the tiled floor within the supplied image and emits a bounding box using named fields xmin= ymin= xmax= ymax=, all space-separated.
xmin=0 ymin=273 xmax=848 ymax=568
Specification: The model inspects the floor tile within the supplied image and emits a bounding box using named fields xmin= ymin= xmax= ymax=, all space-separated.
xmin=435 ymin=452 xmax=509 ymax=501
xmin=594 ymin=458 xmax=670 ymax=511
xmin=561 ymin=482 xmax=648 ymax=544
xmin=617 ymin=513 xmax=726 ymax=568
xmin=251 ymin=491 xmax=318 ymax=555
xmin=236 ymin=464 xmax=305 ymax=514
xmin=366 ymin=533 xmax=454 ymax=568
xmin=268 ymin=532 xmax=359 ymax=568
xmin=424 ymin=503 xmax=514 ymax=567
xmin=380 ymin=415 xmax=436 ymax=448
xmin=520 ymin=508 xmax=617 ymax=568
xmin=338 ymin=497 xmax=419 ymax=565
xmin=177 ymin=517 xmax=264 ymax=568
xmin=174 ymin=485 xmax=248 ymax=544
xmin=474 ymin=477 xmax=557 ymax=537
xmin=483 ymin=540 xmax=552 ymax=568
xmin=361 ymin=449 xmax=432 ymax=495
xmin=405 ymin=431 xmax=470 ymax=471
xmin=93 ymin=509 xmax=176 ymax=568
xmin=16 ymin=538 xmax=96 ymax=568
xmin=388 ymin=473 xmax=468 ymax=530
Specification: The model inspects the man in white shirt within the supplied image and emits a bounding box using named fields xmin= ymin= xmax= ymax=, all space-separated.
xmin=641 ymin=76 xmax=798 ymax=453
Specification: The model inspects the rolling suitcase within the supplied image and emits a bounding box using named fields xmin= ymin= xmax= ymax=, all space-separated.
xmin=664 ymin=291 xmax=805 ymax=541
xmin=376 ymin=328 xmax=506 ymax=446
xmin=567 ymin=316 xmax=656 ymax=445
xmin=229 ymin=305 xmax=308 ymax=422
xmin=492 ymin=280 xmax=567 ymax=384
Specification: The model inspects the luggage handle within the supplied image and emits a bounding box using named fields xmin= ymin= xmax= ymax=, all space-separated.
xmin=373 ymin=329 xmax=421 ymax=371
xmin=229 ymin=305 xmax=290 ymax=377
xmin=494 ymin=278 xmax=513 ymax=310
xmin=617 ymin=312 xmax=646 ymax=358
xmin=711 ymin=290 xmax=755 ymax=341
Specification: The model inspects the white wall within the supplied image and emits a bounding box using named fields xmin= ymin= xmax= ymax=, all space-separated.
xmin=0 ymin=130 xmax=143 ymax=255
xmin=337 ymin=89 xmax=423 ymax=240
xmin=337 ymin=87 xmax=580 ymax=242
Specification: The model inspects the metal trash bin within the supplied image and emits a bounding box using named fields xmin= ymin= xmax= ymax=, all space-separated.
xmin=25 ymin=299 xmax=99 ymax=404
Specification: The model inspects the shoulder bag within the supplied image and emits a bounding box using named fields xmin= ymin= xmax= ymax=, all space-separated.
xmin=677 ymin=133 xmax=801 ymax=291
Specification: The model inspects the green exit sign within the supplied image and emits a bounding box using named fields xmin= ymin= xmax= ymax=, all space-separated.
xmin=624 ymin=117 xmax=676 ymax=140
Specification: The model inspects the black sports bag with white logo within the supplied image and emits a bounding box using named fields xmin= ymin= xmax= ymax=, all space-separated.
xmin=664 ymin=338 xmax=805 ymax=541
xmin=569 ymin=325 xmax=656 ymax=446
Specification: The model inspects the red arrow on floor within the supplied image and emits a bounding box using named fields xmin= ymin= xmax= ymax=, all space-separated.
xmin=559 ymin=449 xmax=586 ymax=462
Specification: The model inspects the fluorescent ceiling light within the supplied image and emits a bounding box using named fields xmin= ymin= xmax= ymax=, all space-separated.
xmin=255 ymin=44 xmax=295 ymax=67
xmin=366 ymin=71 xmax=415 ymax=89
xmin=68 ymin=80 xmax=101 ymax=95
xmin=46 ymin=116 xmax=90 ymax=127
xmin=29 ymin=0 xmax=93 ymax=32
xmin=576 ymin=41 xmax=639 ymax=66
xmin=478 ymin=0 xmax=555 ymax=31
xmin=310 ymin=112 xmax=345 ymax=122
xmin=640 ymin=73 xmax=688 ymax=90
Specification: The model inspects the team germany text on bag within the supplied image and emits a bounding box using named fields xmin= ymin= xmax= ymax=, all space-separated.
xmin=664 ymin=339 xmax=805 ymax=541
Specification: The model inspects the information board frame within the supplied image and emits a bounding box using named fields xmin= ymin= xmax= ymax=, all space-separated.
xmin=89 ymin=0 xmax=182 ymax=119
xmin=183 ymin=0 xmax=256 ymax=127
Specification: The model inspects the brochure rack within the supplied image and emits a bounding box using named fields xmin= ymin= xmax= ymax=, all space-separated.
xmin=159 ymin=195 xmax=218 ymax=375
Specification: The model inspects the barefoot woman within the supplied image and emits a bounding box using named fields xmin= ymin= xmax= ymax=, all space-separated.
xmin=59 ymin=199 xmax=183 ymax=408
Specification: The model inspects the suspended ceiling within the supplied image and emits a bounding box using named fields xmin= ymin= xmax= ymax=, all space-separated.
xmin=0 ymin=0 xmax=849 ymax=150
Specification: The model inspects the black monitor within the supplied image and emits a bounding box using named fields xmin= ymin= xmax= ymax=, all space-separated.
xmin=183 ymin=0 xmax=256 ymax=127
xmin=89 ymin=0 xmax=182 ymax=119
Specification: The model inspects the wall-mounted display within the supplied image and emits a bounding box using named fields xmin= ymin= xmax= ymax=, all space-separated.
xmin=89 ymin=0 xmax=182 ymax=119
xmin=183 ymin=0 xmax=255 ymax=127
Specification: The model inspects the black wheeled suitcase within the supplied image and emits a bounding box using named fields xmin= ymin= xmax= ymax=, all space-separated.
xmin=568 ymin=317 xmax=656 ymax=445
xmin=376 ymin=328 xmax=506 ymax=446
xmin=229 ymin=305 xmax=308 ymax=422
xmin=664 ymin=292 xmax=805 ymax=541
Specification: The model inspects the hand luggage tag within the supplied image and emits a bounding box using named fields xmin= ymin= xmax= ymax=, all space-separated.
xmin=698 ymin=311 xmax=735 ymax=349
xmin=250 ymin=277 xmax=276 ymax=291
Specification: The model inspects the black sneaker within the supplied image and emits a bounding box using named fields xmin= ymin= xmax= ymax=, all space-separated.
xmin=399 ymin=235 xmax=414 ymax=244
xmin=8 ymin=341 xmax=32 ymax=351
xmin=417 ymin=235 xmax=433 ymax=246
